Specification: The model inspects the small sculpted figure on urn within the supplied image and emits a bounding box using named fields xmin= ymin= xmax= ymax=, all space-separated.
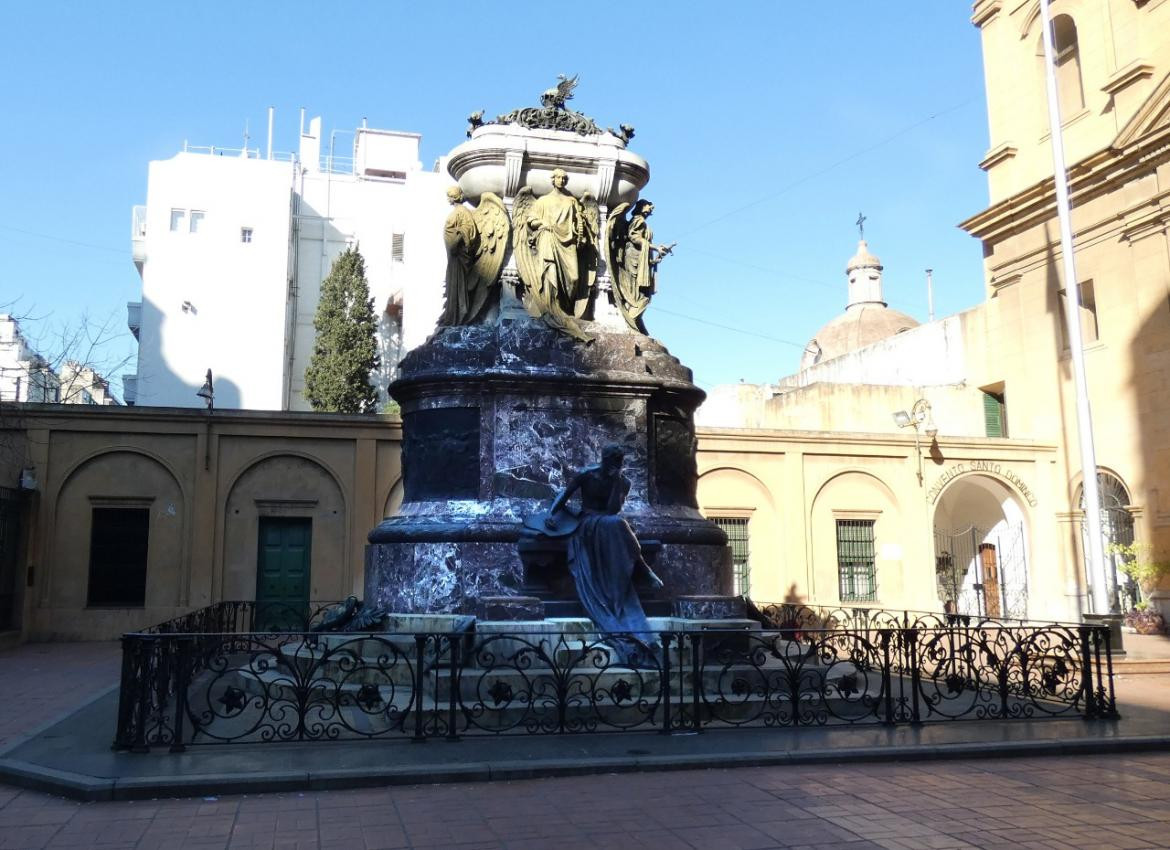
xmin=605 ymin=200 xmax=676 ymax=334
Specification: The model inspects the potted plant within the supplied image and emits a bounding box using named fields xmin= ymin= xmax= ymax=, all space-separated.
xmin=1107 ymin=542 xmax=1169 ymax=635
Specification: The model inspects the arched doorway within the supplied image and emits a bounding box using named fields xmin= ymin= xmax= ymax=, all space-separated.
xmin=1077 ymin=471 xmax=1135 ymax=614
xmin=933 ymin=475 xmax=1029 ymax=619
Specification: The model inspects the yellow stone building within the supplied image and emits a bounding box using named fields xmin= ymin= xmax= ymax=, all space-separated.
xmin=2 ymin=0 xmax=1169 ymax=641
xmin=699 ymin=0 xmax=1170 ymax=625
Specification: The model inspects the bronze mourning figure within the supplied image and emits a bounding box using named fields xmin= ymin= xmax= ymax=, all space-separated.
xmin=438 ymin=187 xmax=510 ymax=327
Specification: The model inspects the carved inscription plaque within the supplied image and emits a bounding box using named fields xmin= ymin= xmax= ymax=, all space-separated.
xmin=653 ymin=415 xmax=698 ymax=507
xmin=402 ymin=407 xmax=480 ymax=501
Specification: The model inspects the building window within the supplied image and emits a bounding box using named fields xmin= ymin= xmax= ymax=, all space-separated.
xmin=189 ymin=210 xmax=205 ymax=233
xmin=87 ymin=507 xmax=150 ymax=607
xmin=836 ymin=519 xmax=877 ymax=602
xmin=391 ymin=233 xmax=405 ymax=263
xmin=983 ymin=389 xmax=1007 ymax=438
xmin=240 ymin=227 xmax=253 ymax=243
xmin=1038 ymin=14 xmax=1085 ymax=122
xmin=1060 ymin=280 xmax=1099 ymax=348
xmin=169 ymin=209 xmax=186 ymax=232
xmin=712 ymin=516 xmax=750 ymax=596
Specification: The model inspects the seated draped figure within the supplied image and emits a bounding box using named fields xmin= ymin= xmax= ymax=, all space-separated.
xmin=523 ymin=445 xmax=664 ymax=665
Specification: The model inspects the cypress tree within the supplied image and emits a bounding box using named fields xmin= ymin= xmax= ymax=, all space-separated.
xmin=304 ymin=247 xmax=379 ymax=413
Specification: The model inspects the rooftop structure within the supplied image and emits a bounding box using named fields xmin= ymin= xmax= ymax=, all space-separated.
xmin=126 ymin=111 xmax=451 ymax=410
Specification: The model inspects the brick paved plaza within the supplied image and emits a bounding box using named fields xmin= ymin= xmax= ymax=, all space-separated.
xmin=2 ymin=641 xmax=1169 ymax=850
xmin=2 ymin=752 xmax=1170 ymax=849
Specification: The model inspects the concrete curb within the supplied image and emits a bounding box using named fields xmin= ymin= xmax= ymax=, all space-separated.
xmin=4 ymin=733 xmax=1170 ymax=802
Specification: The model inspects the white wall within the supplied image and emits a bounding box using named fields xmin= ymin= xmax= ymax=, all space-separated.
xmin=136 ymin=153 xmax=294 ymax=409
xmin=132 ymin=126 xmax=452 ymax=412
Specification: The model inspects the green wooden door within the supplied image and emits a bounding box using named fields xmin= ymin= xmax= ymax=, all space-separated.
xmin=255 ymin=517 xmax=311 ymax=631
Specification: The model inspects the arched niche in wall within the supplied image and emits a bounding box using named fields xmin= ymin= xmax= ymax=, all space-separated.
xmin=696 ymin=466 xmax=779 ymax=600
xmin=809 ymin=470 xmax=903 ymax=607
xmin=222 ymin=454 xmax=347 ymax=603
xmin=51 ymin=448 xmax=187 ymax=617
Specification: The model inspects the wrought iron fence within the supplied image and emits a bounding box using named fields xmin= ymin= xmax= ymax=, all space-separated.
xmin=747 ymin=600 xmax=1078 ymax=633
xmin=115 ymin=602 xmax=1117 ymax=751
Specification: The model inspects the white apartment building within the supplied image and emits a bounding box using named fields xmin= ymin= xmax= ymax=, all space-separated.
xmin=0 ymin=315 xmax=60 ymax=403
xmin=126 ymin=114 xmax=451 ymax=410
xmin=0 ymin=316 xmax=118 ymax=405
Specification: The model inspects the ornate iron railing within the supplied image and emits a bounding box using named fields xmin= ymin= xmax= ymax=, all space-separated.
xmin=747 ymin=600 xmax=1080 ymax=633
xmin=115 ymin=603 xmax=1117 ymax=751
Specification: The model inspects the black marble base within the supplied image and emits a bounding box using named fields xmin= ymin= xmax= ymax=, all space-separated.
xmin=366 ymin=316 xmax=730 ymax=616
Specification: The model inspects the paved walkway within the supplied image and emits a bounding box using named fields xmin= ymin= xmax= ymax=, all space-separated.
xmin=2 ymin=752 xmax=1170 ymax=849
xmin=0 ymin=640 xmax=1169 ymax=849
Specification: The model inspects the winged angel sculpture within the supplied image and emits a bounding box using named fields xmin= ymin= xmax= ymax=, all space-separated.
xmin=439 ymin=187 xmax=510 ymax=326
xmin=512 ymin=169 xmax=599 ymax=343
xmin=604 ymin=200 xmax=675 ymax=333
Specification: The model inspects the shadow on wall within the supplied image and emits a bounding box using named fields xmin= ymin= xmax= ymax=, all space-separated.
xmin=134 ymin=296 xmax=243 ymax=409
xmin=1129 ymin=288 xmax=1170 ymax=613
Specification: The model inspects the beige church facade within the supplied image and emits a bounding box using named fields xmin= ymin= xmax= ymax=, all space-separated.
xmin=2 ymin=0 xmax=1170 ymax=641
xmin=0 ymin=404 xmax=1063 ymax=642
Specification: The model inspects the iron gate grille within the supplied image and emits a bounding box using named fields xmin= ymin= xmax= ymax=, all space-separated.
xmin=836 ymin=519 xmax=876 ymax=602
xmin=712 ymin=516 xmax=750 ymax=595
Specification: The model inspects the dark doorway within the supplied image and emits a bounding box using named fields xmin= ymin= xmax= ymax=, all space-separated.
xmin=0 ymin=487 xmax=22 ymax=630
xmin=255 ymin=517 xmax=311 ymax=630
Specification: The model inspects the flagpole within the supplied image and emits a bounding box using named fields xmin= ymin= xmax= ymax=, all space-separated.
xmin=1039 ymin=0 xmax=1112 ymax=614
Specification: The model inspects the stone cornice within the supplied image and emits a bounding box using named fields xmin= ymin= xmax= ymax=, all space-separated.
xmin=979 ymin=142 xmax=1018 ymax=171
xmin=0 ymin=401 xmax=403 ymax=437
xmin=1102 ymin=60 xmax=1155 ymax=97
xmin=971 ymin=0 xmax=1003 ymax=27
xmin=959 ymin=122 xmax=1170 ymax=243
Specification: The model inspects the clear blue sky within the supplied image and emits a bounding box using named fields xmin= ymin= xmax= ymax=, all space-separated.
xmin=0 ymin=1 xmax=991 ymax=395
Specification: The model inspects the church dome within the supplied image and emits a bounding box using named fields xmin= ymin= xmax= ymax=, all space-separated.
xmin=800 ymin=304 xmax=919 ymax=370
xmin=799 ymin=236 xmax=919 ymax=370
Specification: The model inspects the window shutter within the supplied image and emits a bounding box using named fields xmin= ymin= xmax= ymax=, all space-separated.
xmin=983 ymin=392 xmax=1003 ymax=437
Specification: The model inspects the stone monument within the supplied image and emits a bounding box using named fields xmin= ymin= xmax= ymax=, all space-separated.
xmin=365 ymin=78 xmax=734 ymax=621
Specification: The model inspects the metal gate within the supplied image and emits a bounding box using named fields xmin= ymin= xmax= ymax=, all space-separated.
xmin=934 ymin=523 xmax=1028 ymax=619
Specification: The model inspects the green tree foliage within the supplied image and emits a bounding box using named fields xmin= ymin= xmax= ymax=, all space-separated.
xmin=304 ymin=247 xmax=379 ymax=413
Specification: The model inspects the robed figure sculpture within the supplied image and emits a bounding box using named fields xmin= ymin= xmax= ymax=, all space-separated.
xmin=512 ymin=168 xmax=599 ymax=343
xmin=524 ymin=445 xmax=664 ymax=664
xmin=604 ymin=199 xmax=674 ymax=334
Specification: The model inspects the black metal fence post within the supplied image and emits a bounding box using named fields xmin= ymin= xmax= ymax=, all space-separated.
xmin=1102 ymin=627 xmax=1119 ymax=719
xmin=413 ymin=634 xmax=427 ymax=742
xmin=1079 ymin=626 xmax=1098 ymax=719
xmin=660 ymin=632 xmax=673 ymax=734
xmin=690 ymin=632 xmax=702 ymax=733
xmin=169 ymin=637 xmax=192 ymax=753
xmin=113 ymin=636 xmax=137 ymax=750
xmin=880 ymin=629 xmax=894 ymax=725
xmin=446 ymin=634 xmax=460 ymax=741
xmin=907 ymin=628 xmax=922 ymax=725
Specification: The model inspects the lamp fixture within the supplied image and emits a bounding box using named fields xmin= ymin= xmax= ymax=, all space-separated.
xmin=893 ymin=398 xmax=937 ymax=486
xmin=196 ymin=369 xmax=214 ymax=411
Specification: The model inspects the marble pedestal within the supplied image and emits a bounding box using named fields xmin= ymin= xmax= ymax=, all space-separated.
xmin=366 ymin=316 xmax=731 ymax=615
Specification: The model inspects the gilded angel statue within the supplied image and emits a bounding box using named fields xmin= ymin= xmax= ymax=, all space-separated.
xmin=439 ymin=187 xmax=511 ymax=326
xmin=604 ymin=199 xmax=675 ymax=334
xmin=511 ymin=168 xmax=599 ymax=343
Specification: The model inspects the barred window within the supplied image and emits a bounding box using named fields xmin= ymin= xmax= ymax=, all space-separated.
xmin=836 ymin=519 xmax=876 ymax=602
xmin=712 ymin=516 xmax=750 ymax=596
xmin=391 ymin=233 xmax=405 ymax=263
xmin=88 ymin=507 xmax=149 ymax=607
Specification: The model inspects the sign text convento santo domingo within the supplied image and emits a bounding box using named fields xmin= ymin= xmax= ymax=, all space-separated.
xmin=927 ymin=461 xmax=1039 ymax=508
